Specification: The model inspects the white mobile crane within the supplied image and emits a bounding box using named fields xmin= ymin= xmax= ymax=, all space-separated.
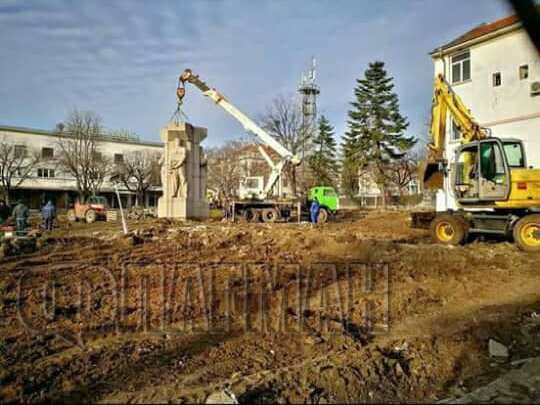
xmin=177 ymin=69 xmax=333 ymax=223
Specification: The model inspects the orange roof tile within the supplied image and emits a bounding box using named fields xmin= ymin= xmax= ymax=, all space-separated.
xmin=433 ymin=12 xmax=523 ymax=53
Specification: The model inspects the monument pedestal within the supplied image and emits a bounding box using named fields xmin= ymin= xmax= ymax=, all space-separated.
xmin=157 ymin=123 xmax=209 ymax=220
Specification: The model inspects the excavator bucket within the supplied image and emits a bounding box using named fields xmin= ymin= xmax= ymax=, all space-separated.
xmin=419 ymin=160 xmax=444 ymax=190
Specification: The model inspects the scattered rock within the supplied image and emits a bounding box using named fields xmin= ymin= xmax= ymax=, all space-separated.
xmin=395 ymin=362 xmax=405 ymax=377
xmin=489 ymin=339 xmax=509 ymax=358
xmin=206 ymin=389 xmax=238 ymax=404
xmin=304 ymin=336 xmax=318 ymax=345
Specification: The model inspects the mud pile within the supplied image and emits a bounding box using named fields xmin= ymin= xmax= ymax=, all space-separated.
xmin=1 ymin=211 xmax=539 ymax=403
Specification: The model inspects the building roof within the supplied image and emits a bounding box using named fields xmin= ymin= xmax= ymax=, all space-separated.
xmin=432 ymin=11 xmax=528 ymax=54
xmin=0 ymin=124 xmax=162 ymax=147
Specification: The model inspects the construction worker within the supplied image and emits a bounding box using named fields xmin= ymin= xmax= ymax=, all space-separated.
xmin=12 ymin=201 xmax=29 ymax=235
xmin=0 ymin=200 xmax=10 ymax=225
xmin=41 ymin=200 xmax=56 ymax=231
xmin=310 ymin=198 xmax=320 ymax=225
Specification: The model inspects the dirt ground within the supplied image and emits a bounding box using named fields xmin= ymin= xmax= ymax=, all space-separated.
xmin=1 ymin=210 xmax=540 ymax=403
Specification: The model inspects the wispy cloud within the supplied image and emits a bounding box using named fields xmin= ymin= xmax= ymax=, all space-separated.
xmin=0 ymin=0 xmax=509 ymax=145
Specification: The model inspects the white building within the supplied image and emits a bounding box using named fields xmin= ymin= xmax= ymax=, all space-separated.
xmin=356 ymin=167 xmax=420 ymax=208
xmin=0 ymin=125 xmax=163 ymax=209
xmin=431 ymin=12 xmax=540 ymax=168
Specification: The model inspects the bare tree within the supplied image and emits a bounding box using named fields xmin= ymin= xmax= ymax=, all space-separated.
xmin=0 ymin=139 xmax=40 ymax=204
xmin=111 ymin=150 xmax=161 ymax=207
xmin=260 ymin=95 xmax=311 ymax=196
xmin=384 ymin=154 xmax=419 ymax=197
xmin=55 ymin=110 xmax=111 ymax=202
xmin=206 ymin=140 xmax=247 ymax=205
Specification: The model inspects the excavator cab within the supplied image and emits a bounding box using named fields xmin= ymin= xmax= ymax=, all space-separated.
xmin=454 ymin=138 xmax=518 ymax=203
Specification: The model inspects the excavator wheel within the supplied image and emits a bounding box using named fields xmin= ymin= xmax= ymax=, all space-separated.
xmin=430 ymin=214 xmax=468 ymax=246
xmin=513 ymin=214 xmax=540 ymax=253
xmin=85 ymin=209 xmax=97 ymax=224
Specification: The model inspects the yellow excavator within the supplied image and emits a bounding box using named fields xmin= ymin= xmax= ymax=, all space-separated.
xmin=413 ymin=74 xmax=540 ymax=252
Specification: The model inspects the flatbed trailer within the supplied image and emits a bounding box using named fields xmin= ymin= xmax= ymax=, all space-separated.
xmin=230 ymin=200 xmax=303 ymax=223
xmin=229 ymin=195 xmax=337 ymax=224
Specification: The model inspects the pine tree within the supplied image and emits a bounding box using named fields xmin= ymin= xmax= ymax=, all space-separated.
xmin=341 ymin=61 xmax=416 ymax=202
xmin=308 ymin=115 xmax=339 ymax=187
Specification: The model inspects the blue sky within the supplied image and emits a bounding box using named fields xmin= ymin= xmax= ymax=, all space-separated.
xmin=0 ymin=0 xmax=512 ymax=147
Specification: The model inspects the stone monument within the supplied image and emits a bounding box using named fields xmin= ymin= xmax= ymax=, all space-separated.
xmin=158 ymin=122 xmax=209 ymax=219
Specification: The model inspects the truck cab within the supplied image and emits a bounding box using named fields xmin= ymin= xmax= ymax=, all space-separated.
xmin=308 ymin=186 xmax=339 ymax=223
xmin=238 ymin=176 xmax=265 ymax=200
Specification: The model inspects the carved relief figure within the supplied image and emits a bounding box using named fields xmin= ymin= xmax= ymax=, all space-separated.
xmin=170 ymin=148 xmax=187 ymax=198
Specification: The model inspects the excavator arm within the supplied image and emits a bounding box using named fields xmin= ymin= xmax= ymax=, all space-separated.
xmin=424 ymin=74 xmax=487 ymax=188
xmin=177 ymin=69 xmax=301 ymax=198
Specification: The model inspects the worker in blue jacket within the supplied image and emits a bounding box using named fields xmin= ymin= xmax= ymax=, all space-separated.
xmin=41 ymin=200 xmax=56 ymax=231
xmin=310 ymin=198 xmax=320 ymax=225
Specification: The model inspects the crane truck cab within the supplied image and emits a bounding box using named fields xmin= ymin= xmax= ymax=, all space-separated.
xmin=238 ymin=176 xmax=265 ymax=200
xmin=308 ymin=186 xmax=339 ymax=223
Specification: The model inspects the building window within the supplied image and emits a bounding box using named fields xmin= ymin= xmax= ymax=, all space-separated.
xmin=451 ymin=50 xmax=471 ymax=84
xmin=519 ymin=65 xmax=529 ymax=80
xmin=41 ymin=147 xmax=54 ymax=159
xmin=14 ymin=145 xmax=27 ymax=158
xmin=451 ymin=120 xmax=461 ymax=141
xmin=37 ymin=168 xmax=55 ymax=178
xmin=114 ymin=153 xmax=124 ymax=164
xmin=93 ymin=151 xmax=102 ymax=162
xmin=493 ymin=72 xmax=502 ymax=87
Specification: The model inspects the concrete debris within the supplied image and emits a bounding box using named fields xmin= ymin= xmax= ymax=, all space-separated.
xmin=394 ymin=342 xmax=409 ymax=353
xmin=488 ymin=339 xmax=509 ymax=358
xmin=439 ymin=356 xmax=540 ymax=403
xmin=205 ymin=388 xmax=238 ymax=404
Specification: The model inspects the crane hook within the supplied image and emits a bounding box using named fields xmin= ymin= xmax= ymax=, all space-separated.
xmin=176 ymin=86 xmax=186 ymax=103
xmin=176 ymin=69 xmax=193 ymax=104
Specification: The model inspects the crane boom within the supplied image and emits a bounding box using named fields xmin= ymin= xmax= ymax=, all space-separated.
xmin=177 ymin=69 xmax=301 ymax=199
xmin=178 ymin=69 xmax=301 ymax=165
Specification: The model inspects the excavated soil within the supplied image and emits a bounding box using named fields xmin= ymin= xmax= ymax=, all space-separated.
xmin=1 ymin=211 xmax=539 ymax=403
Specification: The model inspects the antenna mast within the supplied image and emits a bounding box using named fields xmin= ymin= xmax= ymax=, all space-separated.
xmin=297 ymin=57 xmax=320 ymax=185
xmin=298 ymin=57 xmax=321 ymax=158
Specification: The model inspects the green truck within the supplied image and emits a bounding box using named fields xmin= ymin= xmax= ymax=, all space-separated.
xmin=308 ymin=186 xmax=339 ymax=223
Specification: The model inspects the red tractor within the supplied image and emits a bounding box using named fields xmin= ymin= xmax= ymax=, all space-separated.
xmin=67 ymin=196 xmax=108 ymax=224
